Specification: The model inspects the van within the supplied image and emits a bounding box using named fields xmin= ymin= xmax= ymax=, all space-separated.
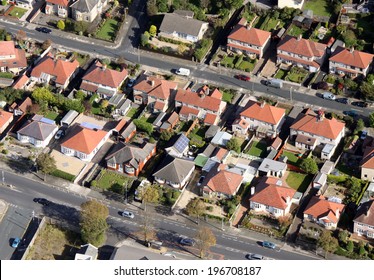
xmin=175 ymin=68 xmax=190 ymax=76
xmin=266 ymin=79 xmax=283 ymax=88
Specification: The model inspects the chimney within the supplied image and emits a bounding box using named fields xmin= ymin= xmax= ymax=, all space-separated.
xmin=350 ymin=46 xmax=354 ymax=53
xmin=260 ymin=101 xmax=266 ymax=108
xmin=102 ymin=64 xmax=107 ymax=71
xmin=335 ymin=208 xmax=340 ymax=219
xmin=317 ymin=110 xmax=324 ymax=122
xmin=297 ymin=34 xmax=302 ymax=41
xmin=286 ymin=196 xmax=291 ymax=204
xmin=150 ymin=80 xmax=155 ymax=87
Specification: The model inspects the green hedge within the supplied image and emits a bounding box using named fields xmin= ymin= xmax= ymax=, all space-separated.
xmin=51 ymin=169 xmax=75 ymax=182
xmin=327 ymin=174 xmax=347 ymax=184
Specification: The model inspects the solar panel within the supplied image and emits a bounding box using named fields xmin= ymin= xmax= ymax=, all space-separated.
xmin=80 ymin=122 xmax=103 ymax=130
xmin=174 ymin=134 xmax=189 ymax=153
xmin=40 ymin=117 xmax=55 ymax=125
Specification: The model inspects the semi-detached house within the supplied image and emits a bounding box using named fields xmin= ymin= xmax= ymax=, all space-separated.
xmin=0 ymin=41 xmax=27 ymax=75
xmin=360 ymin=145 xmax=374 ymax=181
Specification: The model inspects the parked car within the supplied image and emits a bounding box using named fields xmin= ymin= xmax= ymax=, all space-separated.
xmin=127 ymin=78 xmax=136 ymax=88
xmin=55 ymin=129 xmax=65 ymax=140
xmin=265 ymin=79 xmax=283 ymax=88
xmin=234 ymin=74 xmax=250 ymax=81
xmin=351 ymin=101 xmax=368 ymax=108
xmin=36 ymin=27 xmax=52 ymax=34
xmin=343 ymin=110 xmax=358 ymax=117
xmin=360 ymin=130 xmax=368 ymax=140
xmin=121 ymin=210 xmax=135 ymax=219
xmin=175 ymin=68 xmax=190 ymax=76
xmin=33 ymin=198 xmax=50 ymax=206
xmin=336 ymin=98 xmax=349 ymax=104
xmin=197 ymin=176 xmax=205 ymax=186
xmin=262 ymin=241 xmax=276 ymax=249
xmin=322 ymin=92 xmax=336 ymax=100
xmin=179 ymin=238 xmax=195 ymax=246
xmin=246 ymin=253 xmax=264 ymax=260
xmin=11 ymin=238 xmax=21 ymax=248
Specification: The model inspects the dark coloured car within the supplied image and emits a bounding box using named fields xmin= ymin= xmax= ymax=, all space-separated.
xmin=127 ymin=78 xmax=136 ymax=88
xmin=33 ymin=198 xmax=50 ymax=206
xmin=179 ymin=238 xmax=195 ymax=246
xmin=36 ymin=27 xmax=52 ymax=34
xmin=351 ymin=101 xmax=368 ymax=108
xmin=262 ymin=241 xmax=276 ymax=249
xmin=343 ymin=110 xmax=358 ymax=117
xmin=235 ymin=74 xmax=251 ymax=81
xmin=336 ymin=98 xmax=349 ymax=104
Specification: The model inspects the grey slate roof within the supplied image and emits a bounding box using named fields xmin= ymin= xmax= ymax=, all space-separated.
xmin=205 ymin=125 xmax=220 ymax=139
xmin=71 ymin=0 xmax=97 ymax=13
xmin=106 ymin=142 xmax=155 ymax=168
xmin=159 ymin=13 xmax=207 ymax=37
xmin=117 ymin=99 xmax=132 ymax=111
xmin=121 ymin=122 xmax=136 ymax=139
xmin=258 ymin=158 xmax=287 ymax=173
xmin=153 ymin=155 xmax=195 ymax=184
xmin=109 ymin=93 xmax=125 ymax=106
xmin=18 ymin=120 xmax=57 ymax=140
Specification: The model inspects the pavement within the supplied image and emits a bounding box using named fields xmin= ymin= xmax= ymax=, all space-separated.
xmin=0 ymin=199 xmax=9 ymax=223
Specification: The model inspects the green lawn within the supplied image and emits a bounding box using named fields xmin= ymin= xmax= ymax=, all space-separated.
xmin=95 ymin=18 xmax=119 ymax=41
xmin=222 ymin=91 xmax=234 ymax=103
xmin=140 ymin=115 xmax=157 ymax=124
xmin=246 ymin=141 xmax=267 ymax=157
xmin=44 ymin=111 xmax=59 ymax=121
xmin=304 ymin=0 xmax=332 ymax=17
xmin=237 ymin=59 xmax=256 ymax=72
xmin=257 ymin=15 xmax=280 ymax=31
xmin=95 ymin=170 xmax=134 ymax=194
xmin=274 ymin=69 xmax=288 ymax=80
xmin=75 ymin=54 xmax=89 ymax=66
xmin=126 ymin=107 xmax=138 ymax=118
xmin=0 ymin=72 xmax=13 ymax=79
xmin=91 ymin=102 xmax=101 ymax=115
xmin=221 ymin=55 xmax=236 ymax=67
xmin=189 ymin=125 xmax=208 ymax=143
xmin=287 ymin=24 xmax=306 ymax=37
xmin=286 ymin=172 xmax=313 ymax=193
xmin=9 ymin=7 xmax=28 ymax=18
xmin=285 ymin=67 xmax=308 ymax=84
xmin=282 ymin=151 xmax=301 ymax=166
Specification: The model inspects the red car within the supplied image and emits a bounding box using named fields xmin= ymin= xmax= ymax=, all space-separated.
xmin=235 ymin=74 xmax=250 ymax=81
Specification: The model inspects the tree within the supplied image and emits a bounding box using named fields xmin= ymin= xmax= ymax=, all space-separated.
xmin=32 ymin=87 xmax=55 ymax=105
xmin=226 ymin=137 xmax=240 ymax=153
xmin=195 ymin=226 xmax=216 ymax=259
xmin=149 ymin=25 xmax=157 ymax=37
xmin=36 ymin=153 xmax=56 ymax=181
xmin=42 ymin=39 xmax=52 ymax=50
xmin=140 ymin=207 xmax=156 ymax=244
xmin=338 ymin=230 xmax=349 ymax=244
xmin=75 ymin=90 xmax=85 ymax=101
xmin=147 ymin=0 xmax=158 ymax=16
xmin=185 ymin=198 xmax=205 ymax=218
xmin=354 ymin=119 xmax=365 ymax=135
xmin=113 ymin=0 xmax=119 ymax=7
xmin=100 ymin=99 xmax=109 ymax=109
xmin=5 ymin=33 xmax=11 ymax=41
xmin=57 ymin=20 xmax=65 ymax=30
xmin=80 ymin=200 xmax=109 ymax=246
xmin=15 ymin=30 xmax=26 ymax=43
xmin=300 ymin=157 xmax=318 ymax=175
xmin=140 ymin=184 xmax=159 ymax=210
xmin=342 ymin=30 xmax=357 ymax=48
xmin=318 ymin=230 xmax=339 ymax=258
xmin=133 ymin=119 xmax=153 ymax=135
xmin=83 ymin=100 xmax=92 ymax=113
xmin=369 ymin=112 xmax=374 ymax=128
xmin=160 ymin=130 xmax=174 ymax=141
xmin=345 ymin=177 xmax=362 ymax=202
xmin=346 ymin=240 xmax=354 ymax=253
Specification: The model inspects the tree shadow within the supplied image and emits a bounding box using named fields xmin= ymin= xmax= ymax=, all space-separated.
xmin=4 ymin=157 xmax=34 ymax=174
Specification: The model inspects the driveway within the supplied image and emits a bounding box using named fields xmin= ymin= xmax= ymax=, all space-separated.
xmin=173 ymin=170 xmax=201 ymax=211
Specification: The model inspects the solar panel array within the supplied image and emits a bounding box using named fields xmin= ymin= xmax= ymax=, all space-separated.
xmin=174 ymin=134 xmax=189 ymax=153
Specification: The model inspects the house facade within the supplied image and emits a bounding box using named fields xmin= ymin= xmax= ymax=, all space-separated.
xmin=361 ymin=145 xmax=374 ymax=181
xmin=277 ymin=35 xmax=327 ymax=72
xmin=0 ymin=110 xmax=14 ymax=134
xmin=106 ymin=142 xmax=156 ymax=176
xmin=133 ymin=76 xmax=178 ymax=113
xmin=71 ymin=0 xmax=107 ymax=22
xmin=45 ymin=0 xmax=70 ymax=18
xmin=0 ymin=41 xmax=27 ymax=75
xmin=329 ymin=47 xmax=374 ymax=78
xmin=227 ymin=18 xmax=271 ymax=59
xmin=232 ymin=101 xmax=285 ymax=138
xmin=353 ymin=200 xmax=374 ymax=239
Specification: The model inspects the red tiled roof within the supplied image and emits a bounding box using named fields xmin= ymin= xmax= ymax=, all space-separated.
xmin=31 ymin=55 xmax=79 ymax=85
xmin=0 ymin=41 xmax=16 ymax=56
xmin=176 ymin=89 xmax=222 ymax=112
xmin=233 ymin=118 xmax=250 ymax=129
xmin=205 ymin=164 xmax=243 ymax=195
xmin=46 ymin=0 xmax=69 ymax=6
xmin=228 ymin=23 xmax=271 ymax=47
xmin=179 ymin=105 xmax=199 ymax=117
xmin=154 ymin=100 xmax=166 ymax=110
xmin=249 ymin=177 xmax=296 ymax=210
xmin=214 ymin=147 xmax=228 ymax=161
xmin=133 ymin=76 xmax=177 ymax=100
xmin=290 ymin=113 xmax=345 ymax=140
xmin=240 ymin=101 xmax=285 ymax=125
xmin=204 ymin=113 xmax=217 ymax=125
xmin=12 ymin=74 xmax=29 ymax=89
xmin=114 ymin=119 xmax=127 ymax=132
xmin=0 ymin=41 xmax=27 ymax=69
xmin=210 ymin=88 xmax=222 ymax=100
xmin=80 ymin=81 xmax=98 ymax=93
xmin=61 ymin=125 xmax=108 ymax=154
xmin=304 ymin=196 xmax=345 ymax=224
xmin=0 ymin=110 xmax=13 ymax=129
xmin=18 ymin=97 xmax=32 ymax=113
xmin=361 ymin=145 xmax=374 ymax=169
xmin=278 ymin=53 xmax=321 ymax=68
xmin=83 ymin=61 xmax=128 ymax=89
xmin=330 ymin=46 xmax=374 ymax=69
xmin=278 ymin=35 xmax=327 ymax=58
xmin=227 ymin=43 xmax=261 ymax=55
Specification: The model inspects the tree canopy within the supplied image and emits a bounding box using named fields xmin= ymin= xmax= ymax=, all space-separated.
xmin=195 ymin=226 xmax=216 ymax=259
xmin=226 ymin=137 xmax=241 ymax=153
xmin=185 ymin=198 xmax=205 ymax=217
xmin=318 ymin=230 xmax=338 ymax=258
xmin=36 ymin=153 xmax=56 ymax=181
xmin=300 ymin=157 xmax=318 ymax=175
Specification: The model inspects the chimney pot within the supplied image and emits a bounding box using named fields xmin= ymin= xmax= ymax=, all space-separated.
xmin=150 ymin=80 xmax=155 ymax=86
xmin=297 ymin=34 xmax=302 ymax=41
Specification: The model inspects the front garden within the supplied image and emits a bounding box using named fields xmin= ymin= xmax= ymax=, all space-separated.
xmin=92 ymin=169 xmax=135 ymax=195
xmin=221 ymin=54 xmax=257 ymax=72
xmin=8 ymin=7 xmax=27 ymax=18
xmin=274 ymin=67 xmax=308 ymax=84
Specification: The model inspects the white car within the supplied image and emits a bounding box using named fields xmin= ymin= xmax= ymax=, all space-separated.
xmin=322 ymin=92 xmax=336 ymax=100
xmin=121 ymin=210 xmax=134 ymax=219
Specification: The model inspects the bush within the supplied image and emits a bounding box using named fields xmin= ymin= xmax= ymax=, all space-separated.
xmin=206 ymin=206 xmax=213 ymax=211
xmin=1 ymin=149 xmax=8 ymax=154
xmin=51 ymin=169 xmax=75 ymax=182
xmin=133 ymin=119 xmax=153 ymax=135
xmin=91 ymin=180 xmax=97 ymax=187
xmin=327 ymin=175 xmax=346 ymax=184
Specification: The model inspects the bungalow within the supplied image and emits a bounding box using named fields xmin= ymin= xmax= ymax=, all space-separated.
xmin=232 ymin=101 xmax=285 ymax=138
xmin=0 ymin=110 xmax=14 ymax=134
xmin=249 ymin=177 xmax=297 ymax=217
xmin=106 ymin=142 xmax=156 ymax=176
xmin=45 ymin=0 xmax=70 ymax=18
xmin=290 ymin=110 xmax=345 ymax=159
xmin=30 ymin=54 xmax=79 ymax=89
xmin=165 ymin=133 xmax=190 ymax=158
xmin=258 ymin=158 xmax=287 ymax=178
xmin=202 ymin=163 xmax=244 ymax=198
xmin=360 ymin=145 xmax=374 ymax=181
xmin=277 ymin=35 xmax=327 ymax=72
xmin=80 ymin=60 xmax=128 ymax=99
xmin=60 ymin=124 xmax=111 ymax=161
xmin=133 ymin=76 xmax=178 ymax=113
xmin=329 ymin=47 xmax=374 ymax=78
xmin=71 ymin=0 xmax=107 ymax=22
xmin=227 ymin=18 xmax=271 ymax=59
xmin=303 ymin=195 xmax=345 ymax=230
xmin=153 ymin=155 xmax=195 ymax=189
xmin=159 ymin=11 xmax=208 ymax=43
xmin=353 ymin=199 xmax=374 ymax=239
xmin=0 ymin=41 xmax=27 ymax=75
xmin=17 ymin=115 xmax=58 ymax=148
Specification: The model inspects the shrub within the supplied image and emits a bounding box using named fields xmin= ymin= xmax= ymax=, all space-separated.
xmin=327 ymin=175 xmax=346 ymax=184
xmin=51 ymin=169 xmax=75 ymax=182
xmin=1 ymin=149 xmax=8 ymax=154
xmin=91 ymin=180 xmax=97 ymax=187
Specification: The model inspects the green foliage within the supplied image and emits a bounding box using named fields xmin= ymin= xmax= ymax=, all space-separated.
xmin=346 ymin=240 xmax=354 ymax=252
xmin=36 ymin=153 xmax=57 ymax=175
xmin=338 ymin=230 xmax=350 ymax=244
xmin=194 ymin=38 xmax=213 ymax=62
xmin=5 ymin=33 xmax=11 ymax=41
xmin=90 ymin=180 xmax=97 ymax=187
xmin=0 ymin=87 xmax=24 ymax=104
xmin=75 ymin=90 xmax=85 ymax=101
xmin=354 ymin=119 xmax=365 ymax=135
xmin=149 ymin=25 xmax=157 ymax=36
xmin=318 ymin=230 xmax=339 ymax=258
xmin=57 ymin=20 xmax=65 ymax=30
xmin=300 ymin=157 xmax=318 ymax=175
xmin=343 ymin=78 xmax=358 ymax=91
xmin=345 ymin=177 xmax=362 ymax=203
xmin=341 ymin=29 xmax=357 ymax=48
xmin=360 ymin=74 xmax=374 ymax=101
xmin=51 ymin=169 xmax=75 ymax=182
xmin=369 ymin=112 xmax=374 ymax=128
xmin=160 ymin=130 xmax=175 ymax=141
xmin=141 ymin=31 xmax=150 ymax=46
xmin=32 ymin=87 xmax=56 ymax=105
xmin=141 ymin=184 xmax=160 ymax=204
xmin=226 ymin=137 xmax=241 ymax=153
xmin=186 ymin=198 xmax=205 ymax=217
xmin=1 ymin=0 xmax=7 ymax=6
xmin=133 ymin=119 xmax=154 ymax=135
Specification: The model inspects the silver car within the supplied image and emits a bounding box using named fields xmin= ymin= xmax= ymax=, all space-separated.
xmin=121 ymin=210 xmax=134 ymax=219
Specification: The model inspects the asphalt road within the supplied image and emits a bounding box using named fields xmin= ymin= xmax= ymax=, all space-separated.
xmin=0 ymin=170 xmax=317 ymax=260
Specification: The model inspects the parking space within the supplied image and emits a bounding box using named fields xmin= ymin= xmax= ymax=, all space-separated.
xmin=50 ymin=150 xmax=87 ymax=177
xmin=173 ymin=170 xmax=201 ymax=210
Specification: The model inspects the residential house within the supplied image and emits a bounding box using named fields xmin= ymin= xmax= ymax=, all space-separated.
xmin=30 ymin=54 xmax=79 ymax=89
xmin=153 ymin=155 xmax=195 ymax=189
xmin=353 ymin=199 xmax=374 ymax=239
xmin=202 ymin=163 xmax=244 ymax=198
xmin=303 ymin=195 xmax=345 ymax=230
xmin=133 ymin=76 xmax=178 ymax=113
xmin=175 ymin=88 xmax=226 ymax=125
xmin=329 ymin=46 xmax=374 ymax=77
xmin=290 ymin=110 xmax=345 ymax=159
xmin=159 ymin=11 xmax=209 ymax=43
xmin=227 ymin=18 xmax=271 ymax=59
xmin=211 ymin=131 xmax=232 ymax=147
xmin=45 ymin=0 xmax=70 ymax=18
xmin=119 ymin=121 xmax=136 ymax=143
xmin=277 ymin=35 xmax=327 ymax=72
xmin=12 ymin=74 xmax=30 ymax=90
xmin=0 ymin=110 xmax=14 ymax=134
xmin=278 ymin=0 xmax=304 ymax=9
xmin=0 ymin=41 xmax=27 ymax=75
xmin=361 ymin=145 xmax=374 ymax=181
xmin=9 ymin=97 xmax=32 ymax=116
xmin=60 ymin=124 xmax=111 ymax=161
xmin=106 ymin=142 xmax=156 ymax=176
xmin=71 ymin=0 xmax=107 ymax=22
xmin=74 ymin=244 xmax=98 ymax=260
xmin=160 ymin=112 xmax=179 ymax=132
xmin=165 ymin=133 xmax=189 ymax=158
xmin=258 ymin=158 xmax=287 ymax=178
xmin=232 ymin=101 xmax=285 ymax=138
xmin=17 ymin=115 xmax=58 ymax=148
xmin=249 ymin=177 xmax=297 ymax=217
xmin=80 ymin=60 xmax=128 ymax=99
